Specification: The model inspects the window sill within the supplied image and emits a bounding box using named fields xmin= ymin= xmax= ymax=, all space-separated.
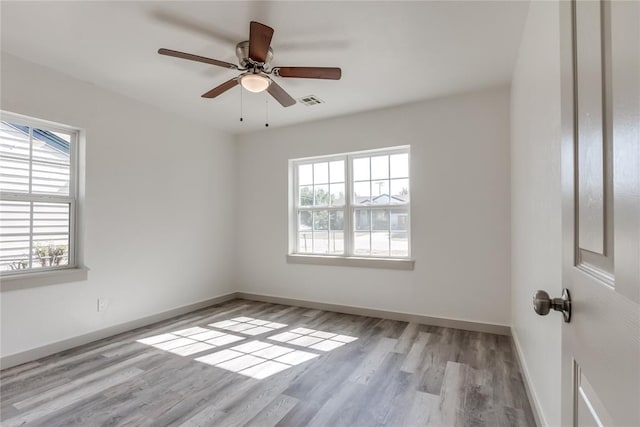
xmin=1 ymin=266 xmax=89 ymax=292
xmin=287 ymin=254 xmax=414 ymax=270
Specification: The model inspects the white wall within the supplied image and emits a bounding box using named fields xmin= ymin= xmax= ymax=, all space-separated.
xmin=510 ymin=1 xmax=562 ymax=426
xmin=0 ymin=54 xmax=236 ymax=358
xmin=235 ymin=86 xmax=512 ymax=326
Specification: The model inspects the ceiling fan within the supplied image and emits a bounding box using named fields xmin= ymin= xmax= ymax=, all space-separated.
xmin=158 ymin=21 xmax=342 ymax=107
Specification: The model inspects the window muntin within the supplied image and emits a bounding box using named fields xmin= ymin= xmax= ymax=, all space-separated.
xmin=292 ymin=147 xmax=410 ymax=259
xmin=0 ymin=114 xmax=78 ymax=274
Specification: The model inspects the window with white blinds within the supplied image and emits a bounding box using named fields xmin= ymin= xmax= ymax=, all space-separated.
xmin=0 ymin=113 xmax=78 ymax=274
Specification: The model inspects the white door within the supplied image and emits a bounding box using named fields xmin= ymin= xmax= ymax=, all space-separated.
xmin=558 ymin=0 xmax=639 ymax=425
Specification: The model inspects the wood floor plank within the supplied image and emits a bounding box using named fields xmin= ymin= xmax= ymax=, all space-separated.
xmin=0 ymin=299 xmax=535 ymax=427
xmin=394 ymin=322 xmax=420 ymax=354
xmin=430 ymin=361 xmax=468 ymax=426
xmin=244 ymin=394 xmax=299 ymax=427
xmin=1 ymin=367 xmax=144 ymax=427
xmin=403 ymin=390 xmax=441 ymax=426
xmin=350 ymin=352 xmax=412 ymax=425
xmin=13 ymin=352 xmax=154 ymax=410
xmin=401 ymin=331 xmax=431 ymax=373
xmin=305 ymin=380 xmax=366 ymax=427
xmin=348 ymin=337 xmax=397 ymax=385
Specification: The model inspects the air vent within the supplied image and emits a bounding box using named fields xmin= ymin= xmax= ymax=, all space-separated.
xmin=297 ymin=95 xmax=324 ymax=106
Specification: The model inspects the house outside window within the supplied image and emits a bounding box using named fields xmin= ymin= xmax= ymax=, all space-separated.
xmin=291 ymin=146 xmax=410 ymax=260
xmin=0 ymin=112 xmax=79 ymax=275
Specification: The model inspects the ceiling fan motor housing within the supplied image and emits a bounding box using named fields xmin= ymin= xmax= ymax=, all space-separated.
xmin=236 ymin=40 xmax=273 ymax=68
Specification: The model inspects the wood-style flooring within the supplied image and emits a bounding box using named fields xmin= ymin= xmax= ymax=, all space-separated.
xmin=0 ymin=299 xmax=536 ymax=426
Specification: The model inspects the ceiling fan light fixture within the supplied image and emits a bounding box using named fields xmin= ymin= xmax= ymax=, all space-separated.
xmin=240 ymin=73 xmax=271 ymax=93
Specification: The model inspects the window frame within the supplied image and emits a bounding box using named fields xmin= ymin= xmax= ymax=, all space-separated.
xmin=290 ymin=146 xmax=411 ymax=262
xmin=0 ymin=111 xmax=80 ymax=277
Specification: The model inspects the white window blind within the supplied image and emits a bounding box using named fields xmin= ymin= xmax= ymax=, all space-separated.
xmin=0 ymin=115 xmax=78 ymax=274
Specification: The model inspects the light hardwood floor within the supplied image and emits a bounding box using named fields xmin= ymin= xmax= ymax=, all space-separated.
xmin=0 ymin=299 xmax=535 ymax=426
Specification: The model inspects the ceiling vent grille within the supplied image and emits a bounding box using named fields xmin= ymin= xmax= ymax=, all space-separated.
xmin=297 ymin=95 xmax=324 ymax=106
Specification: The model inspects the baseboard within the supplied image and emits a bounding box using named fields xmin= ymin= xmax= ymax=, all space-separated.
xmin=1 ymin=291 xmax=511 ymax=370
xmin=0 ymin=292 xmax=237 ymax=370
xmin=511 ymin=328 xmax=546 ymax=427
xmin=235 ymin=291 xmax=511 ymax=335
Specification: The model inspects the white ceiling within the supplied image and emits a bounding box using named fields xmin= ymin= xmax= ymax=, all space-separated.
xmin=1 ymin=1 xmax=529 ymax=134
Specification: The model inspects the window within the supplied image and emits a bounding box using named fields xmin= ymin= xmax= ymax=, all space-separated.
xmin=0 ymin=112 xmax=79 ymax=275
xmin=291 ymin=146 xmax=410 ymax=260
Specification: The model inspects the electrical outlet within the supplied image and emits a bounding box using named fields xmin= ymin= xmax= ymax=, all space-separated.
xmin=97 ymin=298 xmax=109 ymax=312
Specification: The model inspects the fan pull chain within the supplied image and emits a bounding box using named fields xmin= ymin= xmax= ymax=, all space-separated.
xmin=239 ymin=86 xmax=244 ymax=122
xmin=265 ymin=93 xmax=269 ymax=127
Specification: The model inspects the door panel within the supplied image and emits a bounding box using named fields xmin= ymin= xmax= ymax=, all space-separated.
xmin=574 ymin=361 xmax=613 ymax=427
xmin=575 ymin=0 xmax=605 ymax=255
xmin=560 ymin=1 xmax=640 ymax=426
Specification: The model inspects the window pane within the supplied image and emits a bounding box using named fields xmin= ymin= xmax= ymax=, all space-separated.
xmin=391 ymin=208 xmax=409 ymax=231
xmin=32 ymin=161 xmax=70 ymax=196
xmin=391 ymin=234 xmax=409 ymax=256
xmin=313 ymin=210 xmax=329 ymax=230
xmin=31 ymin=128 xmax=71 ymax=196
xmin=371 ymin=180 xmax=389 ymax=200
xmin=353 ymin=157 xmax=370 ymax=181
xmin=312 ymin=231 xmax=329 ymax=253
xmin=353 ymin=181 xmax=370 ymax=204
xmin=299 ymin=210 xmax=312 ymax=230
xmin=390 ymin=179 xmax=409 ymax=203
xmin=371 ymin=155 xmax=389 ymax=180
xmin=330 ymin=183 xmax=345 ymax=206
xmin=371 ymin=231 xmax=390 ymax=256
xmin=0 ymin=157 xmax=29 ymax=193
xmin=0 ymin=122 xmax=30 ymax=193
xmin=329 ymin=160 xmax=344 ymax=183
xmin=31 ymin=202 xmax=70 ymax=268
xmin=298 ymin=164 xmax=313 ymax=185
xmin=298 ymin=231 xmax=313 ymax=253
xmin=32 ymin=237 xmax=69 ymax=268
xmin=354 ymin=232 xmax=370 ymax=255
xmin=390 ymin=153 xmax=409 ymax=178
xmin=372 ymin=209 xmax=389 ymax=231
xmin=313 ymin=162 xmax=329 ymax=184
xmin=0 ymin=201 xmax=31 ymax=271
xmin=314 ymin=185 xmax=329 ymax=206
xmin=299 ymin=186 xmax=313 ymax=206
xmin=33 ymin=203 xmax=70 ymax=235
xmin=328 ymin=231 xmax=344 ymax=254
xmin=329 ymin=210 xmax=344 ymax=230
xmin=354 ymin=209 xmax=370 ymax=231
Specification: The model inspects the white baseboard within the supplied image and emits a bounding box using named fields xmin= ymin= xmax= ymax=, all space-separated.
xmin=0 ymin=292 xmax=237 ymax=370
xmin=511 ymin=327 xmax=546 ymax=427
xmin=1 ymin=291 xmax=512 ymax=371
xmin=236 ymin=291 xmax=511 ymax=336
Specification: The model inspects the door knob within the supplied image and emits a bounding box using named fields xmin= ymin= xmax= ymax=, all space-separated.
xmin=533 ymin=288 xmax=571 ymax=322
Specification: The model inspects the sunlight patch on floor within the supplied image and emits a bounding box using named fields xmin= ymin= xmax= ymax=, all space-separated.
xmin=136 ymin=328 xmax=245 ymax=356
xmin=268 ymin=327 xmax=358 ymax=351
xmin=135 ymin=318 xmax=358 ymax=379
xmin=195 ymin=340 xmax=319 ymax=379
xmin=209 ymin=317 xmax=288 ymax=336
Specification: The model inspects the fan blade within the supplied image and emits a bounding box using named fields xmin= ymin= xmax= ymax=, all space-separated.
xmin=249 ymin=21 xmax=274 ymax=63
xmin=267 ymin=80 xmax=296 ymax=107
xmin=201 ymin=78 xmax=239 ymax=98
xmin=276 ymin=67 xmax=341 ymax=80
xmin=158 ymin=48 xmax=238 ymax=70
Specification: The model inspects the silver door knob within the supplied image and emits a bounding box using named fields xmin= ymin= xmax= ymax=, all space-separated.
xmin=533 ymin=288 xmax=571 ymax=322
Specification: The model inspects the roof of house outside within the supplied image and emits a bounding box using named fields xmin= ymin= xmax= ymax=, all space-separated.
xmin=355 ymin=194 xmax=407 ymax=204
xmin=12 ymin=124 xmax=70 ymax=154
